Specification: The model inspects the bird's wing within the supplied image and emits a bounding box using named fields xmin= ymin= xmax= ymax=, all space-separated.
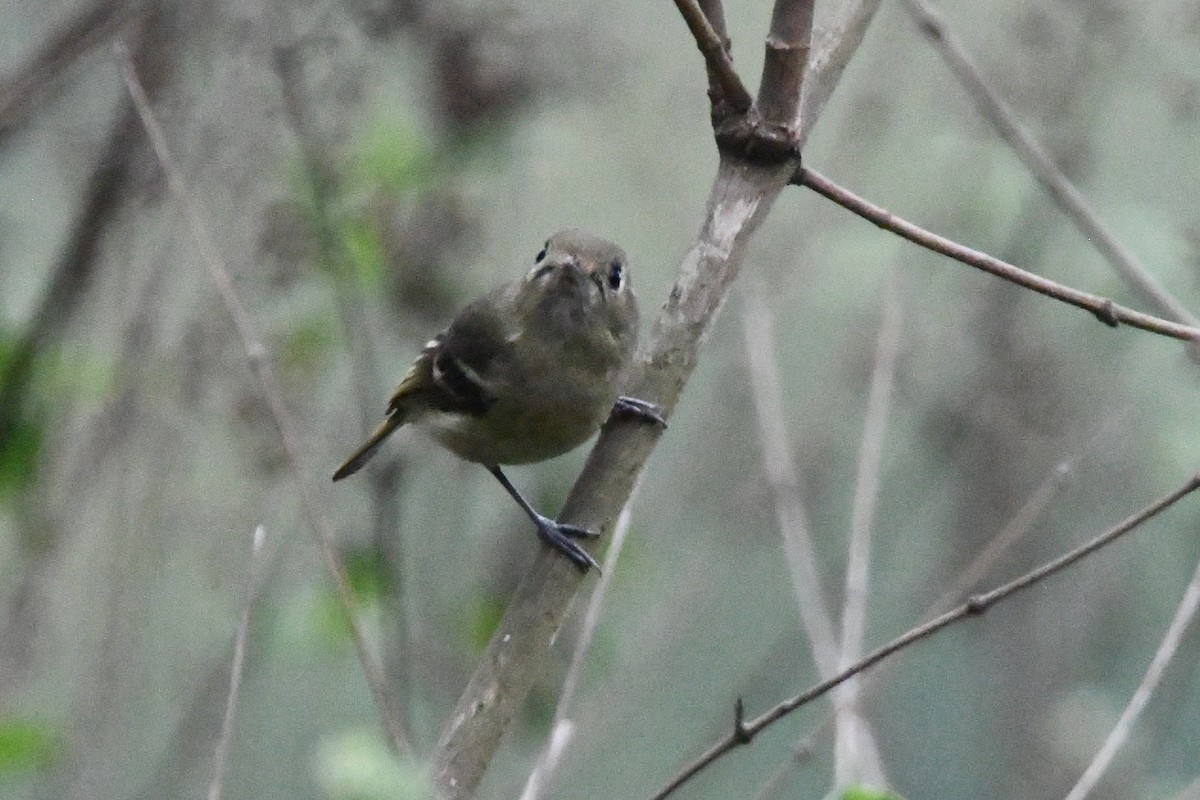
xmin=389 ymin=296 xmax=514 ymax=417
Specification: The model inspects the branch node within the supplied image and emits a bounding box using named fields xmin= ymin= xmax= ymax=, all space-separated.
xmin=1093 ymin=299 xmax=1120 ymax=328
xmin=714 ymin=115 xmax=802 ymax=164
xmin=732 ymin=697 xmax=754 ymax=744
xmin=965 ymin=594 xmax=989 ymax=615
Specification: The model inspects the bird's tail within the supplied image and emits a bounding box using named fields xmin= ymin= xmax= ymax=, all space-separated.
xmin=332 ymin=412 xmax=405 ymax=481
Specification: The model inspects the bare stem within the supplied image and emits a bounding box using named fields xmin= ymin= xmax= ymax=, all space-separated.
xmin=757 ymin=0 xmax=813 ymax=130
xmin=835 ymin=267 xmax=901 ymax=786
xmin=795 ymin=167 xmax=1200 ymax=342
xmin=520 ymin=494 xmax=639 ymax=800
xmin=116 ymin=41 xmax=411 ymax=757
xmin=741 ymin=283 xmax=839 ymax=676
xmin=1062 ymin=553 xmax=1200 ymax=800
xmin=207 ymin=525 xmax=267 ymax=800
xmin=673 ymin=0 xmax=753 ymax=112
xmin=897 ymin=0 xmax=1200 ymax=355
xmin=650 ymin=473 xmax=1200 ymax=799
xmin=796 ymin=0 xmax=884 ymax=146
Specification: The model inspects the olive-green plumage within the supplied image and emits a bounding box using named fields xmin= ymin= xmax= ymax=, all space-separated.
xmin=333 ymin=230 xmax=656 ymax=572
xmin=333 ymin=228 xmax=640 ymax=478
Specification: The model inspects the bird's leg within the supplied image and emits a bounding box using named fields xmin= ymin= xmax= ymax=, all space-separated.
xmin=487 ymin=465 xmax=600 ymax=573
xmin=613 ymin=395 xmax=668 ymax=428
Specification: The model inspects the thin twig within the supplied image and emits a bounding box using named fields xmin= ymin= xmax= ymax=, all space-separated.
xmin=835 ymin=267 xmax=901 ymax=786
xmin=741 ymin=282 xmax=839 ymax=676
xmin=897 ymin=0 xmax=1200 ymax=353
xmin=650 ymin=472 xmax=1200 ymax=799
xmin=520 ymin=493 xmax=639 ymax=800
xmin=0 ymin=0 xmax=142 ymax=134
xmin=694 ymin=0 xmax=732 ymax=111
xmin=207 ymin=525 xmax=267 ymax=800
xmin=672 ymin=0 xmax=753 ymax=112
xmin=696 ymin=0 xmax=729 ymax=40
xmin=752 ymin=440 xmax=1080 ymax=795
xmin=757 ymin=0 xmax=813 ymax=130
xmin=795 ymin=167 xmax=1200 ymax=343
xmin=928 ymin=460 xmax=1071 ymax=616
xmin=115 ymin=41 xmax=411 ymax=757
xmin=742 ymin=278 xmax=888 ymax=788
xmin=796 ymin=0 xmax=884 ymax=146
xmin=1062 ymin=553 xmax=1200 ymax=800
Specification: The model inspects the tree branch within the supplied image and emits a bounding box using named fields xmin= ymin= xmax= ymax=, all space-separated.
xmin=650 ymin=472 xmax=1200 ymax=799
xmin=207 ymin=525 xmax=267 ymax=800
xmin=741 ymin=283 xmax=840 ymax=677
xmin=795 ymin=167 xmax=1200 ymax=342
xmin=431 ymin=2 xmax=882 ymax=794
xmin=433 ymin=158 xmax=796 ymax=799
xmin=1062 ymin=551 xmax=1200 ymax=800
xmin=897 ymin=0 xmax=1200 ymax=354
xmin=672 ymin=0 xmax=752 ymax=113
xmin=116 ymin=42 xmax=412 ymax=757
xmin=835 ymin=267 xmax=901 ymax=787
xmin=0 ymin=0 xmax=142 ymax=137
xmin=757 ymin=0 xmax=813 ymax=131
xmin=796 ymin=0 xmax=884 ymax=145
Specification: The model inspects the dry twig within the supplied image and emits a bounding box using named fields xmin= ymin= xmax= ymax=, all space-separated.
xmin=795 ymin=167 xmax=1200 ymax=342
xmin=115 ymin=41 xmax=411 ymax=757
xmin=651 ymin=472 xmax=1200 ymax=799
xmin=1062 ymin=552 xmax=1200 ymax=800
xmin=207 ymin=525 xmax=267 ymax=800
xmin=835 ymin=268 xmax=901 ymax=786
xmin=898 ymin=0 xmax=1200 ymax=350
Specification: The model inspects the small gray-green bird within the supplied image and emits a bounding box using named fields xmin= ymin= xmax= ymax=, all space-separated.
xmin=333 ymin=229 xmax=663 ymax=571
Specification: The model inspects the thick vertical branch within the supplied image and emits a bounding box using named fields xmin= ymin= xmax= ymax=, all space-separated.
xmin=757 ymin=0 xmax=813 ymax=131
xmin=432 ymin=2 xmax=881 ymax=795
xmin=432 ymin=158 xmax=796 ymax=799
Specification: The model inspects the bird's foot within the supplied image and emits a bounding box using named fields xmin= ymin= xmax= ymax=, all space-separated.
xmin=532 ymin=514 xmax=601 ymax=573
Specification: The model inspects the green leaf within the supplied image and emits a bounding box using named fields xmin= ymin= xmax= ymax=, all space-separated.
xmin=0 ymin=717 xmax=60 ymax=775
xmin=350 ymin=121 xmax=434 ymax=194
xmin=340 ymin=218 xmax=387 ymax=291
xmin=314 ymin=729 xmax=431 ymax=800
xmin=840 ymin=784 xmax=906 ymax=800
xmin=276 ymin=315 xmax=337 ymax=379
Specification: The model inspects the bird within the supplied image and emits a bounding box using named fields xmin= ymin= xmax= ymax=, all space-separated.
xmin=333 ymin=229 xmax=664 ymax=571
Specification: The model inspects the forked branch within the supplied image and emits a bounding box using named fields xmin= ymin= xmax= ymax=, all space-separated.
xmin=651 ymin=473 xmax=1200 ymax=799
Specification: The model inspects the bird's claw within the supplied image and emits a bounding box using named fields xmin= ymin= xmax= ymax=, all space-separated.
xmin=533 ymin=515 xmax=601 ymax=573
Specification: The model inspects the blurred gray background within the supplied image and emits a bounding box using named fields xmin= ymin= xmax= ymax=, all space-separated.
xmin=2 ymin=0 xmax=1200 ymax=798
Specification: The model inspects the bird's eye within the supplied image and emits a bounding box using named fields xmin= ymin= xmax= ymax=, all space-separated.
xmin=534 ymin=244 xmax=548 ymax=264
xmin=607 ymin=260 xmax=624 ymax=290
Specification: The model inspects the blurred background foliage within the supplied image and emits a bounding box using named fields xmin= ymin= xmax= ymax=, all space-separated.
xmin=1 ymin=0 xmax=1199 ymax=799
